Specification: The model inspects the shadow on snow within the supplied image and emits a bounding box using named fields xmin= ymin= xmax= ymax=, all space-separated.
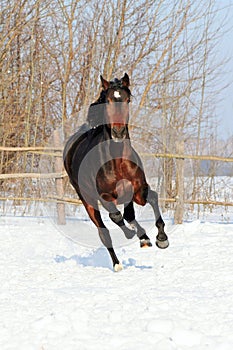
xmin=54 ymin=248 xmax=153 ymax=271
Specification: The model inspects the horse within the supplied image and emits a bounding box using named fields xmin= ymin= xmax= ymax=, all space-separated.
xmin=63 ymin=73 xmax=169 ymax=272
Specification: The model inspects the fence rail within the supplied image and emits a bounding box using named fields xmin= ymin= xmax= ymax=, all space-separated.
xmin=1 ymin=147 xmax=232 ymax=181
xmin=141 ymin=153 xmax=233 ymax=163
xmin=1 ymin=145 xmax=232 ymax=223
xmin=0 ymin=172 xmax=66 ymax=180
xmin=0 ymin=196 xmax=233 ymax=207
xmin=1 ymin=146 xmax=233 ymax=162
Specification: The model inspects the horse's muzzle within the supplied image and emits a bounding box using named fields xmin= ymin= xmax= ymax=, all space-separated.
xmin=111 ymin=126 xmax=127 ymax=142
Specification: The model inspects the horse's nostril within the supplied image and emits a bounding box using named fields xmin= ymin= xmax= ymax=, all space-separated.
xmin=112 ymin=126 xmax=126 ymax=140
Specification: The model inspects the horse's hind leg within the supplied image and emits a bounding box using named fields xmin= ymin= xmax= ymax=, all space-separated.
xmin=82 ymin=201 xmax=123 ymax=271
xmin=147 ymin=188 xmax=169 ymax=249
xmin=123 ymin=202 xmax=152 ymax=247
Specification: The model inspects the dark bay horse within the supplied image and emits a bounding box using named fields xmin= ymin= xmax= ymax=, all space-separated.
xmin=63 ymin=73 xmax=169 ymax=271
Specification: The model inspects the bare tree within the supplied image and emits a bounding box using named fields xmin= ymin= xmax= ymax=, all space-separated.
xmin=0 ymin=0 xmax=230 ymax=215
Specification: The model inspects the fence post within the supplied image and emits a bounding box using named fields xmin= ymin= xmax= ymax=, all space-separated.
xmin=53 ymin=130 xmax=66 ymax=225
xmin=174 ymin=140 xmax=184 ymax=224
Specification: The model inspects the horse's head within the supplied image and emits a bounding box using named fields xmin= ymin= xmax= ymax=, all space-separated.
xmin=100 ymin=73 xmax=131 ymax=142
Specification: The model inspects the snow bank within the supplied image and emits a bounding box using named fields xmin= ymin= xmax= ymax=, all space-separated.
xmin=1 ymin=216 xmax=233 ymax=349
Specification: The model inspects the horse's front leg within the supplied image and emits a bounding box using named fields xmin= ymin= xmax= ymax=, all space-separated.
xmin=82 ymin=201 xmax=123 ymax=271
xmin=147 ymin=188 xmax=169 ymax=249
xmin=123 ymin=201 xmax=152 ymax=247
xmin=100 ymin=200 xmax=136 ymax=240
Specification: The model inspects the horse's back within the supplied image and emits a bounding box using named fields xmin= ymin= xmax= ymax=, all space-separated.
xmin=63 ymin=123 xmax=90 ymax=176
xmin=63 ymin=123 xmax=105 ymax=184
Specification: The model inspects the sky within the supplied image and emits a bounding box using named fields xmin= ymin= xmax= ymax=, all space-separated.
xmin=216 ymin=1 xmax=233 ymax=140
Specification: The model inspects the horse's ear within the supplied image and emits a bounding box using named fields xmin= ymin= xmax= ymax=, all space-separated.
xmin=100 ymin=75 xmax=110 ymax=90
xmin=121 ymin=73 xmax=130 ymax=87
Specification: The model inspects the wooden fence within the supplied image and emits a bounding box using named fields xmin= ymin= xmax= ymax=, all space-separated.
xmin=1 ymin=145 xmax=233 ymax=224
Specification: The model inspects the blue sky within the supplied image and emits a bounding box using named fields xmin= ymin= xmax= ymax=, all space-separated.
xmin=216 ymin=1 xmax=233 ymax=139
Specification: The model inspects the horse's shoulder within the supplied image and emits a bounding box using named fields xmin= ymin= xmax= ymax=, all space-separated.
xmin=63 ymin=123 xmax=90 ymax=159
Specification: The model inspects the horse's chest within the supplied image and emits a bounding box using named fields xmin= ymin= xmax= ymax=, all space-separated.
xmin=97 ymin=159 xmax=143 ymax=204
xmin=104 ymin=159 xmax=135 ymax=181
xmin=98 ymin=160 xmax=135 ymax=193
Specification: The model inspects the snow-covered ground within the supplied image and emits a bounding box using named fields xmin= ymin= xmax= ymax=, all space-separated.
xmin=1 ymin=211 xmax=233 ymax=350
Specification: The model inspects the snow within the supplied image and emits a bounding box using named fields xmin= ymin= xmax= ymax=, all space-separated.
xmin=1 ymin=214 xmax=233 ymax=349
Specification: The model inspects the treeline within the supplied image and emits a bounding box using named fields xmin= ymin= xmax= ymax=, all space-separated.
xmin=0 ymin=0 xmax=231 ymax=203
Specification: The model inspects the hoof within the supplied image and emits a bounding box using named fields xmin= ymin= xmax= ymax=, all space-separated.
xmin=114 ymin=263 xmax=123 ymax=272
xmin=140 ymin=239 xmax=152 ymax=248
xmin=156 ymin=239 xmax=169 ymax=249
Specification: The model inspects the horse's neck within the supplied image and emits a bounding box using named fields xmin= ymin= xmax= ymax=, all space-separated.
xmin=103 ymin=130 xmax=132 ymax=159
xmin=87 ymin=102 xmax=105 ymax=128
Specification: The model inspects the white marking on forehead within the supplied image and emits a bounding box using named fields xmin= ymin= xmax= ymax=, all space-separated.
xmin=114 ymin=90 xmax=121 ymax=98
